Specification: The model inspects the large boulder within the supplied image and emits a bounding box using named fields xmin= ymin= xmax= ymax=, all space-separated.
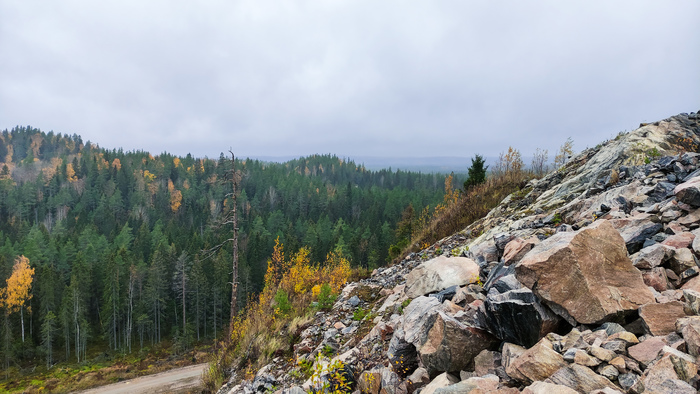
xmin=674 ymin=176 xmax=700 ymax=208
xmin=516 ymin=220 xmax=655 ymax=325
xmin=483 ymin=288 xmax=562 ymax=348
xmin=405 ymin=256 xmax=480 ymax=298
xmin=418 ymin=311 xmax=497 ymax=376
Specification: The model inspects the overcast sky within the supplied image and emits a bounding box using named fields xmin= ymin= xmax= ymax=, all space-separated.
xmin=1 ymin=1 xmax=698 ymax=162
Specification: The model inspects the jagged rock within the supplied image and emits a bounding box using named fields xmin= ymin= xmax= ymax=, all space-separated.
xmin=380 ymin=369 xmax=400 ymax=394
xmin=405 ymin=256 xmax=480 ymax=298
xmin=572 ymin=349 xmax=601 ymax=367
xmin=418 ymin=311 xmax=497 ymax=375
xmin=408 ymin=367 xmax=430 ymax=386
xmin=598 ymin=322 xmax=626 ymax=336
xmin=609 ymin=356 xmax=627 ymax=372
xmin=433 ymin=374 xmax=500 ymax=394
xmin=502 ymin=237 xmax=539 ymax=265
xmin=642 ymin=267 xmax=669 ymax=292
xmin=387 ymin=327 xmax=419 ymax=378
xmin=641 ymin=353 xmax=698 ymax=393
xmin=516 ymin=220 xmax=655 ymax=325
xmin=676 ymin=316 xmax=700 ymax=357
xmin=402 ymin=296 xmax=440 ymax=345
xmin=358 ymin=369 xmax=382 ymax=394
xmin=682 ymin=289 xmax=700 ymax=314
xmin=469 ymin=241 xmax=499 ymax=265
xmin=505 ymin=337 xmax=567 ymax=383
xmin=429 ymin=286 xmax=458 ymax=303
xmin=501 ymin=342 xmax=526 ymax=380
xmin=589 ymin=346 xmax=616 ymax=362
xmin=627 ymin=336 xmax=666 ymax=368
xmin=617 ymin=373 xmax=640 ymax=392
xmin=607 ymin=331 xmax=639 ymax=344
xmin=494 ymin=233 xmax=515 ymax=252
xmin=597 ymin=364 xmax=619 ymax=380
xmin=420 ymin=373 xmax=459 ymax=394
xmin=521 ymin=381 xmax=578 ymax=394
xmin=631 ymin=243 xmax=671 ymax=269
xmin=473 ymin=349 xmax=502 ymax=377
xmin=639 ymin=301 xmax=686 ymax=336
xmin=610 ymin=214 xmax=664 ymax=254
xmin=547 ymin=363 xmax=619 ymax=392
xmin=669 ymin=248 xmax=698 ymax=277
xmin=674 ymin=176 xmax=700 ymax=207
xmin=681 ymin=274 xmax=700 ymax=293
xmin=483 ymin=287 xmax=562 ymax=348
xmin=661 ymin=231 xmax=696 ymax=249
xmin=482 ymin=262 xmax=515 ymax=292
xmin=588 ymin=389 xmax=624 ymax=394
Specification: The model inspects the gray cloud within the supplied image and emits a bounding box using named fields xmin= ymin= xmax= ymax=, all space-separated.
xmin=1 ymin=1 xmax=698 ymax=161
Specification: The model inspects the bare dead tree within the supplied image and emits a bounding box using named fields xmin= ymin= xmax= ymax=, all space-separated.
xmin=202 ymin=150 xmax=242 ymax=344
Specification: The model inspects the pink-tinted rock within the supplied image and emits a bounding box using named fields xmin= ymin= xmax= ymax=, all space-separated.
xmin=503 ymin=237 xmax=539 ymax=266
xmin=676 ymin=316 xmax=700 ymax=357
xmin=639 ymin=301 xmax=686 ymax=336
xmin=627 ymin=337 xmax=666 ymax=367
xmin=642 ymin=267 xmax=669 ymax=292
xmin=516 ymin=220 xmax=655 ymax=325
xmin=662 ymin=232 xmax=696 ymax=249
xmin=521 ymin=382 xmax=578 ymax=394
xmin=681 ymin=275 xmax=700 ymax=293
xmin=641 ymin=352 xmax=698 ymax=393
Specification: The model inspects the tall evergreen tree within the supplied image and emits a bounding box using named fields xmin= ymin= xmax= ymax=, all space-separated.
xmin=464 ymin=154 xmax=488 ymax=190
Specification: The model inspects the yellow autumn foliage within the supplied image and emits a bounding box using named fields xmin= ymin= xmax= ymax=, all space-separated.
xmin=1 ymin=256 xmax=35 ymax=314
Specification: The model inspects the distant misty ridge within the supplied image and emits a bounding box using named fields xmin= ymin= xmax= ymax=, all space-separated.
xmin=250 ymin=155 xmax=545 ymax=174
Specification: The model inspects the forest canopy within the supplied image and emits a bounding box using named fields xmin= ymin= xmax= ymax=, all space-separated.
xmin=0 ymin=125 xmax=452 ymax=369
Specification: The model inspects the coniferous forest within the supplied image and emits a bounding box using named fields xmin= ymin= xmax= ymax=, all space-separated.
xmin=0 ymin=126 xmax=451 ymax=371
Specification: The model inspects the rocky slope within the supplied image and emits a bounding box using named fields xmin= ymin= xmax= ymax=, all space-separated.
xmin=219 ymin=110 xmax=700 ymax=394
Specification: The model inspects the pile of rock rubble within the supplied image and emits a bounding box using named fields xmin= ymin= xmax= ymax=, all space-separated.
xmin=220 ymin=110 xmax=700 ymax=394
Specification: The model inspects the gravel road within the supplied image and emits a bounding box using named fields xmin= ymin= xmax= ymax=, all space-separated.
xmin=75 ymin=363 xmax=208 ymax=394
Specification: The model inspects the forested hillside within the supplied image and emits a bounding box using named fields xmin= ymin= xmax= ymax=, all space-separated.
xmin=0 ymin=126 xmax=450 ymax=372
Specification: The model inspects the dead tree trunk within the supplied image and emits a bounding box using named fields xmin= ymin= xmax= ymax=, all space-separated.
xmin=228 ymin=151 xmax=240 ymax=343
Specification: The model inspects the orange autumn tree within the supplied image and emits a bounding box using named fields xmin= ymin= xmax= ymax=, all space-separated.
xmin=1 ymin=256 xmax=35 ymax=343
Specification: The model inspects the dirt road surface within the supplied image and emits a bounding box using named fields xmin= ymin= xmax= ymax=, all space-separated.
xmin=75 ymin=363 xmax=208 ymax=394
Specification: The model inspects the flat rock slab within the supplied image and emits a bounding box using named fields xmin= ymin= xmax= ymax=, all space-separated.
xmin=639 ymin=301 xmax=686 ymax=336
xmin=405 ymin=256 xmax=480 ymax=298
xmin=516 ymin=220 xmax=655 ymax=325
xmin=547 ymin=364 xmax=619 ymax=393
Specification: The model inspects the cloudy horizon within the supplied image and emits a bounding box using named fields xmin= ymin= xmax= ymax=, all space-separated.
xmin=1 ymin=1 xmax=698 ymax=162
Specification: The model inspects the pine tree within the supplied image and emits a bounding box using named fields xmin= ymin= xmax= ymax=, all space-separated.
xmin=464 ymin=154 xmax=488 ymax=190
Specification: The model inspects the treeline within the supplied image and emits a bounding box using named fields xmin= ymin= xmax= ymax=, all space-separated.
xmin=0 ymin=126 xmax=449 ymax=371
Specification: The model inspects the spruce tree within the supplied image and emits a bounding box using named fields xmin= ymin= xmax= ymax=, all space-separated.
xmin=464 ymin=154 xmax=488 ymax=190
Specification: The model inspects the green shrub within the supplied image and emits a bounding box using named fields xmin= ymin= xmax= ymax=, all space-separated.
xmin=274 ymin=288 xmax=292 ymax=317
xmin=317 ymin=284 xmax=336 ymax=311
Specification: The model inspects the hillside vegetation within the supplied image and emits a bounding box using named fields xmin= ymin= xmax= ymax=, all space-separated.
xmin=0 ymin=126 xmax=452 ymax=391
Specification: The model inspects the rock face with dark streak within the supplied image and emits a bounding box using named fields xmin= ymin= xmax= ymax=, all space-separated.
xmin=516 ymin=220 xmax=655 ymax=325
xmin=484 ymin=287 xmax=561 ymax=348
